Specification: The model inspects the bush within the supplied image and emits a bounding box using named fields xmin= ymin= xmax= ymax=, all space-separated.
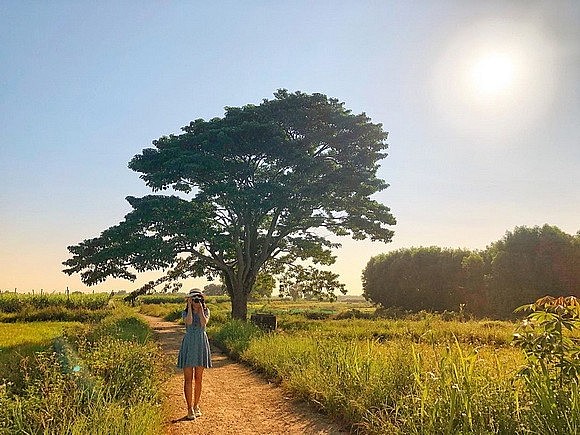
xmin=210 ymin=320 xmax=263 ymax=359
xmin=333 ymin=308 xmax=373 ymax=320
xmin=303 ymin=310 xmax=332 ymax=320
xmin=0 ymin=309 xmax=165 ymax=434
xmin=513 ymin=296 xmax=580 ymax=434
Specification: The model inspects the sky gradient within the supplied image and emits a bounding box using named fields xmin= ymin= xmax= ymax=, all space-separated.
xmin=1 ymin=1 xmax=579 ymax=295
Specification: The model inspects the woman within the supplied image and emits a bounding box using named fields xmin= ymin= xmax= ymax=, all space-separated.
xmin=177 ymin=289 xmax=212 ymax=420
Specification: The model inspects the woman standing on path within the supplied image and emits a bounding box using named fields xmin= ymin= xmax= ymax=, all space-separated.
xmin=177 ymin=289 xmax=212 ymax=420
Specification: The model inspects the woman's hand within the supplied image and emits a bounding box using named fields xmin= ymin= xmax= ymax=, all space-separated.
xmin=184 ymin=298 xmax=194 ymax=325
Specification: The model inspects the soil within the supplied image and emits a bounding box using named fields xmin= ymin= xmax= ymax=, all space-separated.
xmin=143 ymin=315 xmax=349 ymax=435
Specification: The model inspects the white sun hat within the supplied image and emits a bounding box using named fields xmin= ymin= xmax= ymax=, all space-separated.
xmin=185 ymin=289 xmax=204 ymax=298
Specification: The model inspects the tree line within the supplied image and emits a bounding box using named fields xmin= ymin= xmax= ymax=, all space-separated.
xmin=362 ymin=225 xmax=580 ymax=318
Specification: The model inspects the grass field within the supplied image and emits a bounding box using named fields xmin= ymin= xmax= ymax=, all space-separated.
xmin=153 ymin=295 xmax=575 ymax=434
xmin=4 ymin=293 xmax=575 ymax=434
xmin=0 ymin=292 xmax=112 ymax=322
xmin=0 ymin=321 xmax=79 ymax=349
xmin=0 ymin=300 xmax=166 ymax=435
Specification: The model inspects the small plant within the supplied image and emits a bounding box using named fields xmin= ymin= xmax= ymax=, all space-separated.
xmin=211 ymin=320 xmax=263 ymax=359
xmin=513 ymin=296 xmax=580 ymax=434
xmin=513 ymin=295 xmax=580 ymax=386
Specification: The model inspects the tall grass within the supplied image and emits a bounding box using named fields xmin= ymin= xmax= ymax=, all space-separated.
xmin=0 ymin=321 xmax=81 ymax=391
xmin=0 ymin=293 xmax=111 ymax=312
xmin=211 ymin=319 xmax=263 ymax=359
xmin=0 ymin=293 xmax=112 ymax=322
xmin=0 ymin=308 xmax=165 ymax=434
xmin=239 ymin=334 xmax=522 ymax=433
xmin=212 ymin=316 xmax=577 ymax=434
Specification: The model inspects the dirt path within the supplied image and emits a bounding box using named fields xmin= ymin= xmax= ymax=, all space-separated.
xmin=143 ymin=315 xmax=349 ymax=435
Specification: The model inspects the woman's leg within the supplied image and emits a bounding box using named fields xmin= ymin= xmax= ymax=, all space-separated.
xmin=193 ymin=366 xmax=204 ymax=408
xmin=183 ymin=367 xmax=194 ymax=412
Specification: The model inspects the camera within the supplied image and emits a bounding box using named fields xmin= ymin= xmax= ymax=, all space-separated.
xmin=191 ymin=297 xmax=203 ymax=304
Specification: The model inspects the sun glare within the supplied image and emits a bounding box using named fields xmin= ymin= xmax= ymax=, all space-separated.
xmin=471 ymin=53 xmax=515 ymax=94
xmin=431 ymin=19 xmax=556 ymax=140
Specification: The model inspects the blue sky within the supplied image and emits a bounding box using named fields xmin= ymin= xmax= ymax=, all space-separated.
xmin=1 ymin=1 xmax=578 ymax=294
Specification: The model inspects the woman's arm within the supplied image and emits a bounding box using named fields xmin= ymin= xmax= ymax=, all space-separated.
xmin=195 ymin=303 xmax=209 ymax=327
xmin=184 ymin=299 xmax=193 ymax=325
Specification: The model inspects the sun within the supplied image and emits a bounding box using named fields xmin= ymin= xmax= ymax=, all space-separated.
xmin=470 ymin=53 xmax=515 ymax=95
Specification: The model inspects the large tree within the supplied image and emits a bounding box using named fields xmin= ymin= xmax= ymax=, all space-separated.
xmin=63 ymin=90 xmax=396 ymax=319
xmin=362 ymin=247 xmax=470 ymax=312
xmin=487 ymin=225 xmax=580 ymax=317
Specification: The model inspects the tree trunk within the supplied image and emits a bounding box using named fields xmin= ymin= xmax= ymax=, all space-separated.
xmin=230 ymin=289 xmax=249 ymax=320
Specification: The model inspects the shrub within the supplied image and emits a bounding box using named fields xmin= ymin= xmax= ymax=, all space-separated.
xmin=334 ymin=308 xmax=373 ymax=320
xmin=0 ymin=309 xmax=165 ymax=434
xmin=303 ymin=310 xmax=332 ymax=320
xmin=513 ymin=296 xmax=580 ymax=434
xmin=210 ymin=320 xmax=263 ymax=359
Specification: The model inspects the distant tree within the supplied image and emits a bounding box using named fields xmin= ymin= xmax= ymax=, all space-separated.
xmin=487 ymin=225 xmax=579 ymax=317
xmin=279 ymin=265 xmax=345 ymax=302
xmin=458 ymin=252 xmax=489 ymax=314
xmin=362 ymin=247 xmax=470 ymax=312
xmin=250 ymin=272 xmax=275 ymax=299
xmin=283 ymin=283 xmax=304 ymax=302
xmin=203 ymin=283 xmax=226 ymax=296
xmin=63 ymin=90 xmax=395 ymax=320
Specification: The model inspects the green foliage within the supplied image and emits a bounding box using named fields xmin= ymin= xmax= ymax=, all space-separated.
xmin=512 ymin=296 xmax=580 ymax=434
xmin=513 ymin=296 xmax=580 ymax=385
xmin=0 ymin=293 xmax=111 ymax=322
xmin=0 ymin=292 xmax=111 ymax=313
xmin=363 ymin=225 xmax=580 ymax=318
xmin=362 ymin=246 xmax=471 ymax=312
xmin=279 ymin=265 xmax=346 ymax=302
xmin=64 ymin=90 xmax=395 ymax=319
xmin=488 ymin=225 xmax=580 ymax=317
xmin=211 ymin=320 xmax=263 ymax=359
xmin=137 ymin=294 xmax=186 ymax=305
xmin=0 ymin=309 xmax=165 ymax=434
xmin=250 ymin=272 xmax=275 ymax=299
xmin=204 ymin=282 xmax=226 ymax=296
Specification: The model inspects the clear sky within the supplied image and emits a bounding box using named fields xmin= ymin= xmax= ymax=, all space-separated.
xmin=1 ymin=1 xmax=579 ymax=295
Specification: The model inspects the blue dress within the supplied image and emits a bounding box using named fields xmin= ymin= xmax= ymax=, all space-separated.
xmin=177 ymin=308 xmax=212 ymax=369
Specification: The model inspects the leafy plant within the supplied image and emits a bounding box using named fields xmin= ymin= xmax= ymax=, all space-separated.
xmin=513 ymin=296 xmax=580 ymax=434
xmin=513 ymin=295 xmax=580 ymax=387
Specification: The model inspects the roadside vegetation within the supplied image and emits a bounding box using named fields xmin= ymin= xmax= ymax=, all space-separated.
xmin=0 ymin=295 xmax=166 ymax=435
xmin=3 ymin=289 xmax=577 ymax=434
xmin=137 ymin=293 xmax=579 ymax=434
xmin=0 ymin=292 xmax=111 ymax=322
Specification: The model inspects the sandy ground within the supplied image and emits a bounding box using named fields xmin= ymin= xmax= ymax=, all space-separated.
xmin=143 ymin=315 xmax=349 ymax=435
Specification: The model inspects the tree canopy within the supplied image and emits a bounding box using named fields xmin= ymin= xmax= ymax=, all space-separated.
xmin=363 ymin=225 xmax=579 ymax=318
xmin=63 ymin=90 xmax=396 ymax=319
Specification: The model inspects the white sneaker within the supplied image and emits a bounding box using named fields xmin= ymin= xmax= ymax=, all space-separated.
xmin=186 ymin=410 xmax=196 ymax=420
xmin=194 ymin=407 xmax=202 ymax=418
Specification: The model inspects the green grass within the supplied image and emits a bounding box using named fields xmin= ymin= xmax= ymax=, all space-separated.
xmin=0 ymin=321 xmax=81 ymax=388
xmin=209 ymin=298 xmax=578 ymax=434
xmin=0 ymin=292 xmax=111 ymax=312
xmin=0 ymin=293 xmax=112 ymax=323
xmin=0 ymin=321 xmax=78 ymax=349
xmin=0 ymin=308 xmax=165 ymax=435
xmin=131 ymin=294 xmax=579 ymax=433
